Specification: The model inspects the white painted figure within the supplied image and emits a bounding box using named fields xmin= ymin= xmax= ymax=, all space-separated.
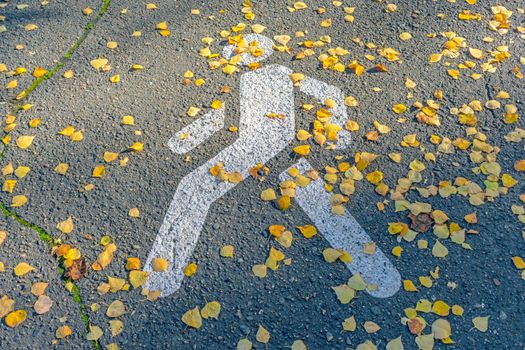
xmin=145 ymin=34 xmax=401 ymax=298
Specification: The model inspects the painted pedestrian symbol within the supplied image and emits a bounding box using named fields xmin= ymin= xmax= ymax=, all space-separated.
xmin=144 ymin=34 xmax=401 ymax=298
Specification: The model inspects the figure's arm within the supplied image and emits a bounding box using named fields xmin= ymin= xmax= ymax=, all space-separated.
xmin=168 ymin=106 xmax=225 ymax=154
xmin=299 ymin=76 xmax=352 ymax=149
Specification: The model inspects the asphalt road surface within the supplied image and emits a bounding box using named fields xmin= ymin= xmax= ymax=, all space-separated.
xmin=1 ymin=0 xmax=524 ymax=349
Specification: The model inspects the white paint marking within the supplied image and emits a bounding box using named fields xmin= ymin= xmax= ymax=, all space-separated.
xmin=145 ymin=64 xmax=296 ymax=297
xmin=280 ymin=158 xmax=401 ymax=298
xmin=145 ymin=34 xmax=400 ymax=298
xmin=168 ymin=106 xmax=225 ymax=154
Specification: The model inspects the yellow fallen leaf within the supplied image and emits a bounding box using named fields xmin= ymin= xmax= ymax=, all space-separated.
xmin=109 ymin=74 xmax=120 ymax=83
xmin=332 ymin=284 xmax=355 ymax=304
xmin=432 ymin=300 xmax=450 ymax=316
xmin=0 ymin=295 xmax=14 ymax=318
xmin=59 ymin=126 xmax=75 ymax=136
xmin=392 ymin=104 xmax=407 ymax=114
xmin=432 ymin=319 xmax=451 ymax=339
xmin=30 ymin=283 xmax=48 ymax=298
xmin=276 ymin=196 xmax=291 ymax=210
xmin=108 ymin=277 xmax=126 ymax=292
xmin=104 ymin=152 xmax=119 ymax=163
xmin=5 ymin=310 xmax=27 ymax=327
xmin=366 ymin=170 xmax=383 ymax=185
xmin=106 ymin=300 xmax=126 ymax=318
xmin=121 ymin=115 xmax=135 ymax=125
xmin=11 ymin=194 xmax=27 ymax=208
xmin=261 ymin=188 xmax=277 ymax=201
xmin=3 ymin=180 xmax=16 ymax=193
xmin=184 ymin=262 xmax=197 ymax=276
xmin=415 ymin=334 xmax=434 ymax=350
xmin=429 ymin=53 xmax=442 ymax=63
xmin=386 ymin=336 xmax=404 ymax=350
xmin=293 ymin=144 xmax=310 ymax=156
xmin=432 ymin=240 xmax=448 ymax=258
xmin=403 ymin=279 xmax=418 ymax=292
xmin=128 ymin=207 xmax=140 ymax=218
xmin=54 ymin=163 xmax=69 ymax=175
xmin=256 ymin=325 xmax=270 ymax=343
xmin=181 ymin=307 xmax=202 ymax=329
xmin=125 ymin=257 xmax=141 ymax=271
xmin=63 ymin=70 xmax=74 ymax=78
xmin=237 ymin=338 xmax=253 ymax=350
xmin=364 ymin=321 xmax=381 ymax=334
xmin=276 ymin=231 xmax=293 ymax=248
xmin=129 ymin=142 xmax=143 ymax=151
xmin=15 ymin=166 xmax=30 ymax=179
xmin=25 ymin=23 xmax=38 ymax=31
xmin=70 ymin=130 xmax=84 ymax=141
xmin=469 ymin=47 xmax=484 ymax=59
xmin=187 ymin=107 xmax=201 ymax=117
xmin=342 ymin=315 xmax=357 ymax=331
xmin=129 ymin=270 xmax=149 ymax=288
xmin=86 ymin=325 xmax=103 ymax=341
xmin=419 ymin=276 xmax=432 ymax=288
xmin=92 ymin=165 xmax=106 ymax=178
xmin=56 ymin=325 xmax=72 ymax=339
xmin=252 ymin=264 xmax=267 ymax=278
xmin=57 ymin=216 xmax=74 ymax=234
xmin=291 ymin=340 xmax=307 ymax=350
xmin=211 ymin=100 xmax=223 ymax=109
xmin=472 ymin=316 xmax=489 ymax=332
xmin=251 ymin=24 xmax=266 ymax=33
xmin=289 ymin=72 xmax=305 ymax=84
xmin=294 ymin=2 xmax=308 ymax=10
xmin=512 ymin=256 xmax=525 ymax=269
xmin=6 ymin=80 xmax=17 ymax=89
xmin=392 ymin=246 xmax=403 ymax=257
xmin=14 ymin=262 xmax=34 ymax=277
xmin=109 ymin=319 xmax=124 ymax=337
xmin=297 ymin=225 xmax=317 ymax=238
xmin=152 ymin=258 xmax=168 ymax=272
xmin=323 ymin=248 xmax=343 ymax=262
xmin=452 ymin=305 xmax=464 ymax=316
xmin=399 ymin=32 xmax=412 ymax=40
xmin=16 ymin=135 xmax=35 ymax=149
xmin=222 ymin=64 xmax=237 ymax=75
xmin=33 ymin=67 xmax=47 ymax=78
xmin=220 ymin=245 xmax=234 ymax=258
xmin=90 ymin=58 xmax=109 ymax=71
xmin=201 ymin=301 xmax=221 ymax=319
xmin=91 ymin=243 xmax=116 ymax=271
xmin=448 ymin=69 xmax=460 ymax=79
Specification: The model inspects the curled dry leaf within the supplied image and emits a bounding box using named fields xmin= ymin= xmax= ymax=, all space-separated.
xmin=408 ymin=213 xmax=434 ymax=232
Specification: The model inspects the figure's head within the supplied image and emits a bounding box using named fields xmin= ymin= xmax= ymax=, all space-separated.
xmin=222 ymin=34 xmax=274 ymax=65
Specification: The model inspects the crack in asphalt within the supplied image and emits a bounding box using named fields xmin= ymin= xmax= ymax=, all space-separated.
xmin=0 ymin=0 xmax=111 ymax=348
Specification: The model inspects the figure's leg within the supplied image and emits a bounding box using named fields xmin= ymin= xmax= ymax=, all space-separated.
xmin=144 ymin=145 xmax=240 ymax=296
xmin=145 ymin=137 xmax=292 ymax=296
xmin=280 ymin=158 xmax=401 ymax=298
